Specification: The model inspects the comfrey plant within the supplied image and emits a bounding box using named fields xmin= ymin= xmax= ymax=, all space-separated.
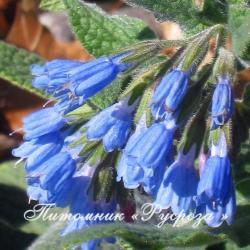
xmin=11 ymin=19 xmax=248 ymax=249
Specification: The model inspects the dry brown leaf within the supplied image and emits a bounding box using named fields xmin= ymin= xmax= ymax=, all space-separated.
xmin=0 ymin=12 xmax=9 ymax=37
xmin=0 ymin=0 xmax=15 ymax=9
xmin=90 ymin=0 xmax=124 ymax=12
xmin=234 ymin=68 xmax=250 ymax=98
xmin=5 ymin=1 xmax=91 ymax=60
xmin=0 ymin=0 xmax=16 ymax=38
xmin=0 ymin=79 xmax=45 ymax=131
xmin=0 ymin=78 xmax=44 ymax=153
xmin=238 ymin=68 xmax=250 ymax=83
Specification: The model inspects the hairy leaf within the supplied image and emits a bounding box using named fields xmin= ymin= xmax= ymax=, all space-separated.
xmin=0 ymin=42 xmax=45 ymax=98
xmin=28 ymin=222 xmax=66 ymax=250
xmin=90 ymin=75 xmax=132 ymax=109
xmin=125 ymin=0 xmax=227 ymax=35
xmin=62 ymin=223 xmax=225 ymax=250
xmin=228 ymin=5 xmax=250 ymax=58
xmin=40 ymin=0 xmax=66 ymax=11
xmin=63 ymin=0 xmax=154 ymax=57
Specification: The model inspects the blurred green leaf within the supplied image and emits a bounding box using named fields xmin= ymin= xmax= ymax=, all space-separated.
xmin=234 ymin=140 xmax=250 ymax=205
xmin=40 ymin=0 xmax=66 ymax=11
xmin=193 ymin=0 xmax=228 ymax=24
xmin=243 ymin=85 xmax=250 ymax=107
xmin=63 ymin=0 xmax=154 ymax=57
xmin=225 ymin=241 xmax=250 ymax=250
xmin=62 ymin=223 xmax=225 ymax=250
xmin=0 ymin=161 xmax=51 ymax=238
xmin=125 ymin=0 xmax=227 ymax=35
xmin=28 ymin=221 xmax=66 ymax=250
xmin=236 ymin=180 xmax=250 ymax=206
xmin=228 ymin=0 xmax=247 ymax=4
xmin=0 ymin=161 xmax=26 ymax=189
xmin=232 ymin=102 xmax=250 ymax=158
xmin=220 ymin=213 xmax=250 ymax=247
xmin=228 ymin=5 xmax=250 ymax=58
xmin=0 ymin=42 xmax=45 ymax=98
xmin=0 ymin=218 xmax=37 ymax=250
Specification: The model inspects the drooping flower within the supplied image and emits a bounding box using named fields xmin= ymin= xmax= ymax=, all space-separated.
xmin=16 ymin=129 xmax=84 ymax=205
xmin=12 ymin=51 xmax=143 ymax=250
xmin=12 ymin=132 xmax=64 ymax=171
xmin=61 ymin=169 xmax=117 ymax=250
xmin=22 ymin=107 xmax=67 ymax=140
xmin=116 ymin=115 xmax=160 ymax=194
xmin=31 ymin=59 xmax=83 ymax=93
xmin=125 ymin=119 xmax=175 ymax=170
xmin=142 ymin=163 xmax=166 ymax=197
xmin=197 ymin=132 xmax=236 ymax=227
xmin=29 ymin=52 xmax=133 ymax=136
xmin=54 ymin=91 xmax=84 ymax=114
xmin=27 ymin=152 xmax=76 ymax=193
xmin=117 ymin=115 xmax=147 ymax=189
xmin=211 ymin=75 xmax=234 ymax=129
xmin=73 ymin=52 xmax=132 ymax=100
xmin=117 ymin=117 xmax=175 ymax=196
xmin=26 ymin=175 xmax=74 ymax=207
xmin=85 ymin=99 xmax=135 ymax=152
xmin=25 ymin=151 xmax=77 ymax=207
xmin=31 ymin=52 xmax=131 ymax=99
xmin=151 ymin=70 xmax=189 ymax=120
xmin=117 ymin=139 xmax=168 ymax=197
xmin=154 ymin=145 xmax=198 ymax=215
xmin=117 ymin=153 xmax=144 ymax=189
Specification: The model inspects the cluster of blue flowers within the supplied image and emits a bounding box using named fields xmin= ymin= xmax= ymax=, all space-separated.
xmin=12 ymin=48 xmax=236 ymax=249
xmin=118 ymin=69 xmax=236 ymax=227
xmin=12 ymin=53 xmax=131 ymax=249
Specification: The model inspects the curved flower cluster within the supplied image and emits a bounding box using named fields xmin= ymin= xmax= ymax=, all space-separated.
xmin=13 ymin=53 xmax=131 ymax=249
xmin=12 ymin=49 xmax=236 ymax=249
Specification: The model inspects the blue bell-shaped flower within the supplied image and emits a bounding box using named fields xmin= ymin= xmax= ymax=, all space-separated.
xmin=211 ymin=75 xmax=234 ymax=129
xmin=151 ymin=70 xmax=189 ymax=120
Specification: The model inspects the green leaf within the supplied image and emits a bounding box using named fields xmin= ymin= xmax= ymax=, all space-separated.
xmin=0 ymin=219 xmax=37 ymax=250
xmin=121 ymin=61 xmax=166 ymax=104
xmin=28 ymin=221 xmax=66 ymax=250
xmin=0 ymin=42 xmax=45 ymax=98
xmin=232 ymin=102 xmax=250 ymax=157
xmin=236 ymin=179 xmax=250 ymax=206
xmin=40 ymin=0 xmax=66 ymax=11
xmin=0 ymin=161 xmax=51 ymax=237
xmin=228 ymin=0 xmax=246 ymax=4
xmin=63 ymin=0 xmax=154 ymax=57
xmin=62 ymin=223 xmax=225 ymax=250
xmin=89 ymin=160 xmax=116 ymax=203
xmin=192 ymin=0 xmax=228 ymax=24
xmin=66 ymin=103 xmax=97 ymax=122
xmin=125 ymin=0 xmax=227 ymax=35
xmin=228 ymin=5 xmax=250 ymax=58
xmin=225 ymin=241 xmax=250 ymax=250
xmin=218 ymin=213 xmax=250 ymax=247
xmin=134 ymin=87 xmax=153 ymax=127
xmin=86 ymin=143 xmax=106 ymax=167
xmin=90 ymin=75 xmax=132 ymax=109
xmin=234 ymin=140 xmax=250 ymax=205
xmin=0 ymin=161 xmax=26 ymax=189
